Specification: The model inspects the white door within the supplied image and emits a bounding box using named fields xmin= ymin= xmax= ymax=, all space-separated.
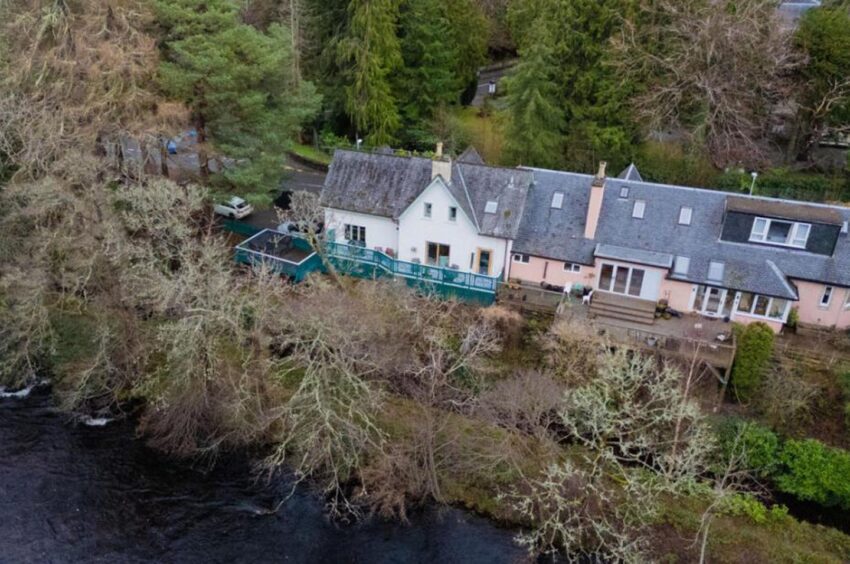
xmin=696 ymin=285 xmax=730 ymax=317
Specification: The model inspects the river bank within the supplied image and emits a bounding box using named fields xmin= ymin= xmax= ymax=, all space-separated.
xmin=0 ymin=388 xmax=527 ymax=564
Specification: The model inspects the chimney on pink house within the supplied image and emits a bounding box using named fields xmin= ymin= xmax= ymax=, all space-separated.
xmin=584 ymin=161 xmax=607 ymax=240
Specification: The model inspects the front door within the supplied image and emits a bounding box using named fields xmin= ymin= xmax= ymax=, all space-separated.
xmin=426 ymin=242 xmax=450 ymax=267
xmin=696 ymin=285 xmax=730 ymax=317
xmin=476 ymin=249 xmax=492 ymax=275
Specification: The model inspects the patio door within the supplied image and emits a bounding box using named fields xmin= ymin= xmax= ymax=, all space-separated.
xmin=426 ymin=242 xmax=450 ymax=267
xmin=695 ymin=285 xmax=731 ymax=317
xmin=599 ymin=263 xmax=646 ymax=297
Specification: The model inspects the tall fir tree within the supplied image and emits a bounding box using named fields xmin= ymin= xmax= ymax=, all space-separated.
xmin=339 ymin=0 xmax=403 ymax=146
xmin=395 ymin=0 xmax=459 ymax=146
xmin=503 ymin=26 xmax=565 ymax=168
xmin=157 ymin=4 xmax=320 ymax=198
xmin=508 ymin=0 xmax=638 ymax=172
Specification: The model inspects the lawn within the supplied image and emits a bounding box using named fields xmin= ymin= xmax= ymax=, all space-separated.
xmin=453 ymin=107 xmax=507 ymax=166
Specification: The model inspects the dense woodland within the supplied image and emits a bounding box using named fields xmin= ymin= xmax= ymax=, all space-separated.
xmin=2 ymin=1 xmax=850 ymax=562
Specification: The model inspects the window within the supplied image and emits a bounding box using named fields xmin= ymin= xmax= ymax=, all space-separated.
xmin=632 ymin=200 xmax=646 ymax=219
xmin=563 ymin=262 xmax=581 ymax=273
xmin=485 ymin=200 xmax=498 ymax=214
xmin=448 ymin=206 xmax=457 ymax=221
xmin=842 ymin=221 xmax=848 ymax=234
xmin=844 ymin=290 xmax=850 ymax=310
xmin=424 ymin=202 xmax=432 ymax=218
xmin=673 ymin=256 xmax=690 ymax=276
xmin=736 ymin=292 xmax=790 ymax=321
xmin=678 ymin=206 xmax=693 ymax=226
xmin=619 ymin=186 xmax=630 ymax=199
xmin=551 ymin=192 xmax=564 ymax=209
xmin=513 ymin=253 xmax=530 ymax=264
xmin=708 ymin=261 xmax=725 ymax=282
xmin=749 ymin=217 xmax=811 ymax=249
xmin=344 ymin=224 xmax=366 ymax=246
xmin=821 ymin=286 xmax=834 ymax=308
xmin=426 ymin=242 xmax=450 ymax=267
xmin=599 ymin=263 xmax=645 ymax=297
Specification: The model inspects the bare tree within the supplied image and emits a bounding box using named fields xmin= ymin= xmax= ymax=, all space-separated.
xmin=611 ymin=0 xmax=800 ymax=168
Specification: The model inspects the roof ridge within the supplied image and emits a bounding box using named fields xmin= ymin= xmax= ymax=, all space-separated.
xmin=455 ymin=165 xmax=480 ymax=231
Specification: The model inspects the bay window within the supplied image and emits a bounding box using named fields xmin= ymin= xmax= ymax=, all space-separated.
xmin=735 ymin=291 xmax=790 ymax=321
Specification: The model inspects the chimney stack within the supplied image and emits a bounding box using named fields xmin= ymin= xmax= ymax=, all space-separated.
xmin=584 ymin=161 xmax=607 ymax=240
xmin=431 ymin=142 xmax=451 ymax=182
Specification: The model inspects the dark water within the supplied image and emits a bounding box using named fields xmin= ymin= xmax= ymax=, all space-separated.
xmin=0 ymin=388 xmax=527 ymax=563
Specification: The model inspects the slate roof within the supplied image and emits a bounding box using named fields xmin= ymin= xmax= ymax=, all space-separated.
xmin=513 ymin=168 xmax=850 ymax=300
xmin=321 ymin=150 xmax=532 ymax=240
xmin=457 ymin=146 xmax=485 ymax=165
xmin=618 ymin=164 xmax=644 ymax=182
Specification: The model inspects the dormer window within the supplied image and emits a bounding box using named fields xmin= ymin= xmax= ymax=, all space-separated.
xmin=632 ymin=200 xmax=646 ymax=219
xmin=678 ymin=206 xmax=693 ymax=226
xmin=708 ymin=261 xmax=725 ymax=282
xmin=449 ymin=206 xmax=457 ymax=222
xmin=424 ymin=202 xmax=432 ymax=218
xmin=551 ymin=192 xmax=564 ymax=209
xmin=749 ymin=217 xmax=810 ymax=248
xmin=485 ymin=201 xmax=498 ymax=214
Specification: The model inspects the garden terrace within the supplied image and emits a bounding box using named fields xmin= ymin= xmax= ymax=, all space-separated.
xmin=234 ymin=229 xmax=321 ymax=282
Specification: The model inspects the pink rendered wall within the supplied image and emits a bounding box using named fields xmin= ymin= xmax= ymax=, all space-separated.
xmin=793 ymin=280 xmax=850 ymax=329
xmin=659 ymin=279 xmax=695 ymax=312
xmin=508 ymin=256 xmax=596 ymax=289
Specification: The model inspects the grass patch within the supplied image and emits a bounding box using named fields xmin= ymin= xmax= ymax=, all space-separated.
xmin=452 ymin=107 xmax=507 ymax=165
xmin=289 ymin=143 xmax=332 ymax=167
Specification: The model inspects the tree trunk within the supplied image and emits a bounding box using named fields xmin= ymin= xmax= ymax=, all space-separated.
xmin=195 ymin=114 xmax=209 ymax=181
xmin=159 ymin=136 xmax=170 ymax=178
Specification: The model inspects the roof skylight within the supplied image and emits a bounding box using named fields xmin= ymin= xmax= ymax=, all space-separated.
xmin=485 ymin=200 xmax=498 ymax=214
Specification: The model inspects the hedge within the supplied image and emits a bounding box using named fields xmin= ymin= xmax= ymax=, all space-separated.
xmin=731 ymin=322 xmax=775 ymax=403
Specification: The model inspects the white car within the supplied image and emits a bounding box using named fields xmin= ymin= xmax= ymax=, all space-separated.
xmin=214 ymin=197 xmax=253 ymax=219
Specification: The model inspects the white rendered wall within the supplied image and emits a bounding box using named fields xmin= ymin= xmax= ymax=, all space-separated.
xmin=397 ymin=179 xmax=509 ymax=277
xmin=324 ymin=208 xmax=399 ymax=254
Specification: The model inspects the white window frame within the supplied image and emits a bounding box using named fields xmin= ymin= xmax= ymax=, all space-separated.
xmin=734 ymin=291 xmax=791 ymax=323
xmin=551 ymin=192 xmax=564 ymax=209
xmin=821 ymin=285 xmax=834 ymax=308
xmin=344 ymin=224 xmax=366 ymax=245
xmin=632 ymin=200 xmax=646 ymax=219
xmin=448 ymin=206 xmax=457 ymax=222
xmin=844 ymin=289 xmax=850 ymax=310
xmin=513 ymin=253 xmax=530 ymax=264
xmin=424 ymin=202 xmax=432 ymax=218
xmin=563 ymin=262 xmax=581 ymax=273
xmin=749 ymin=217 xmax=811 ymax=249
xmin=678 ymin=206 xmax=693 ymax=226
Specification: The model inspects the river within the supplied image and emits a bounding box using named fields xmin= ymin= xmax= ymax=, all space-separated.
xmin=0 ymin=387 xmax=527 ymax=563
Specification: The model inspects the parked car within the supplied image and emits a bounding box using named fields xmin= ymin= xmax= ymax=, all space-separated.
xmin=214 ymin=196 xmax=253 ymax=219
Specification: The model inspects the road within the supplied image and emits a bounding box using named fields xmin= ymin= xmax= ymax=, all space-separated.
xmin=241 ymin=160 xmax=328 ymax=231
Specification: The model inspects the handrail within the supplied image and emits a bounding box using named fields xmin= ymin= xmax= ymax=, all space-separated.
xmin=326 ymin=241 xmax=501 ymax=293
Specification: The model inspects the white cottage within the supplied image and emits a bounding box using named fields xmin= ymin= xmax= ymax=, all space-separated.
xmin=320 ymin=147 xmax=532 ymax=280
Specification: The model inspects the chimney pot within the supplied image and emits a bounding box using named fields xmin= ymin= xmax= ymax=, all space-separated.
xmin=596 ymin=161 xmax=607 ymax=180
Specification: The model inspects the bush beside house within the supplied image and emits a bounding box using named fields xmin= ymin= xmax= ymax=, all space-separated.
xmin=732 ymin=322 xmax=776 ymax=403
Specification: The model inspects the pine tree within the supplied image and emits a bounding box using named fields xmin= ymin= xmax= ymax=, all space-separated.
xmin=503 ymin=30 xmax=565 ymax=168
xmin=395 ymin=0 xmax=459 ymax=145
xmin=339 ymin=0 xmax=403 ymax=146
xmin=154 ymin=0 xmax=238 ymax=41
xmin=158 ymin=7 xmax=320 ymax=198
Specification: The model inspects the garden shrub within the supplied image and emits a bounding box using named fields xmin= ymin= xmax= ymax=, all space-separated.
xmin=634 ymin=141 xmax=720 ymax=187
xmin=721 ymin=494 xmax=790 ymax=525
xmin=715 ymin=168 xmax=849 ymax=202
xmin=715 ymin=418 xmax=780 ymax=477
xmin=732 ymin=322 xmax=775 ymax=403
xmin=776 ymin=439 xmax=850 ymax=509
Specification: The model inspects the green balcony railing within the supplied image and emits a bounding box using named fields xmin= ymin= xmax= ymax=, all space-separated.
xmin=326 ymin=242 xmax=499 ymax=304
